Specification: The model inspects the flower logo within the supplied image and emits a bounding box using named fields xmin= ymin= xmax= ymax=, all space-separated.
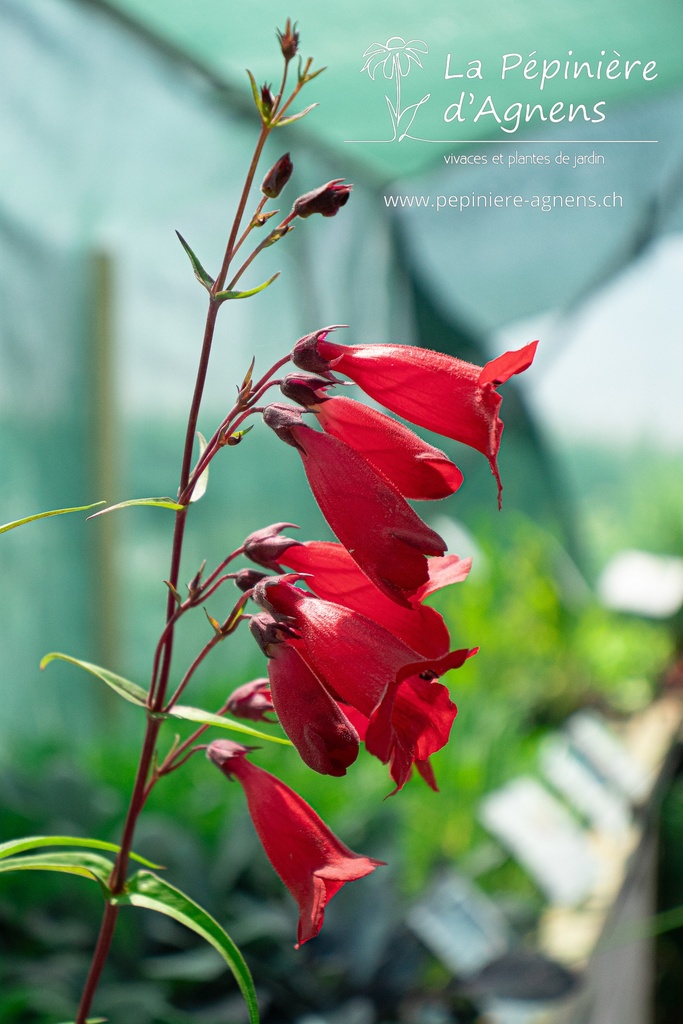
xmin=361 ymin=37 xmax=430 ymax=141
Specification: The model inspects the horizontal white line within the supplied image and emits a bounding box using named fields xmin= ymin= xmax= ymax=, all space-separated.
xmin=344 ymin=139 xmax=659 ymax=144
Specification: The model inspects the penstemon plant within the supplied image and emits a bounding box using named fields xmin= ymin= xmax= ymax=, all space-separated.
xmin=1 ymin=20 xmax=537 ymax=1024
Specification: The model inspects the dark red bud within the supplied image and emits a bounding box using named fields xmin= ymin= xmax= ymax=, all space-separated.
xmin=261 ymin=84 xmax=275 ymax=115
xmin=243 ymin=522 xmax=300 ymax=569
xmin=226 ymin=679 xmax=275 ymax=722
xmin=292 ymin=180 xmax=352 ymax=219
xmin=280 ymin=372 xmax=334 ymax=407
xmin=277 ymin=19 xmax=299 ymax=61
xmin=234 ymin=568 xmax=269 ymax=592
xmin=290 ymin=325 xmax=346 ymax=374
xmin=261 ymin=153 xmax=293 ymax=199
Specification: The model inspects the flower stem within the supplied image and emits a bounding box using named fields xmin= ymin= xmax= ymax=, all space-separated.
xmin=74 ymin=103 xmax=280 ymax=1019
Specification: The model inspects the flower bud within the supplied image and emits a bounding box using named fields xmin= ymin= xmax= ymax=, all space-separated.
xmin=261 ymin=153 xmax=293 ymax=199
xmin=277 ymin=19 xmax=299 ymax=61
xmin=292 ymin=180 xmax=352 ymax=219
xmin=280 ymin=372 xmax=334 ymax=407
xmin=226 ymin=679 xmax=275 ymax=722
xmin=260 ymin=84 xmax=275 ymax=116
xmin=243 ymin=522 xmax=300 ymax=569
xmin=234 ymin=568 xmax=269 ymax=592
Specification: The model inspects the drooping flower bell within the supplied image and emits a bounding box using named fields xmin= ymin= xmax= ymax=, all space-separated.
xmin=250 ymin=613 xmax=360 ymax=777
xmin=262 ymin=403 xmax=447 ymax=605
xmin=280 ymin=374 xmax=463 ymax=500
xmin=207 ymin=740 xmax=383 ymax=946
xmin=274 ymin=539 xmax=471 ymax=658
xmin=291 ymin=327 xmax=538 ymax=506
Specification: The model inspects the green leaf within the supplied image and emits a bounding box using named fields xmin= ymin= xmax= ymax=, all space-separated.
xmin=0 ymin=502 xmax=105 ymax=535
xmin=214 ymin=272 xmax=280 ymax=303
xmin=176 ymin=231 xmax=214 ymax=290
xmin=168 ymin=704 xmax=290 ymax=745
xmin=0 ymin=835 xmax=160 ymax=869
xmin=189 ymin=432 xmax=209 ymax=503
xmin=0 ymin=851 xmax=115 ymax=888
xmin=54 ymin=1018 xmax=107 ymax=1023
xmin=87 ymin=497 xmax=185 ymax=518
xmin=275 ymin=102 xmax=318 ymax=127
xmin=40 ymin=653 xmax=148 ymax=707
xmin=54 ymin=1019 xmax=107 ymax=1023
xmin=246 ymin=69 xmax=270 ymax=123
xmin=119 ymin=871 xmax=259 ymax=1024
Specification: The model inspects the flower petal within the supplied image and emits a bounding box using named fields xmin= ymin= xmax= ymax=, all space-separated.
xmin=312 ymin=396 xmax=463 ymax=500
xmin=266 ymin=642 xmax=359 ymax=776
xmin=279 ymin=541 xmax=452 ymax=658
xmin=263 ymin=407 xmax=446 ymax=605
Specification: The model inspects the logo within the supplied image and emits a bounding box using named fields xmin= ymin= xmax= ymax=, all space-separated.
xmin=360 ymin=37 xmax=431 ymax=142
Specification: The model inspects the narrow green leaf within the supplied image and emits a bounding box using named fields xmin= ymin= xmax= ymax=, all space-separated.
xmin=275 ymin=103 xmax=318 ymax=127
xmin=175 ymin=231 xmax=214 ymax=290
xmin=303 ymin=66 xmax=326 ymax=84
xmin=214 ymin=273 xmax=280 ymax=303
xmin=203 ymin=608 xmax=223 ymax=636
xmin=189 ymin=432 xmax=209 ymax=504
xmin=40 ymin=653 xmax=148 ymax=707
xmin=0 ymin=502 xmax=105 ymax=535
xmin=168 ymin=705 xmax=290 ymax=745
xmin=54 ymin=1018 xmax=107 ymax=1023
xmin=0 ymin=835 xmax=160 ymax=869
xmin=87 ymin=497 xmax=185 ymax=518
xmin=119 ymin=871 xmax=259 ymax=1024
xmin=245 ymin=69 xmax=269 ymax=123
xmin=0 ymin=851 xmax=114 ymax=887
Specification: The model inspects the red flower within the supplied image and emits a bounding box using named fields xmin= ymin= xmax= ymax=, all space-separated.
xmin=207 ymin=740 xmax=383 ymax=946
xmin=365 ymin=673 xmax=459 ymax=793
xmin=277 ymin=540 xmax=471 ymax=658
xmin=262 ymin=404 xmax=446 ymax=605
xmin=308 ymin=393 xmax=463 ymax=500
xmin=253 ymin=575 xmax=473 ymax=786
xmin=291 ymin=329 xmax=538 ymax=506
xmin=264 ymin=640 xmax=360 ymax=776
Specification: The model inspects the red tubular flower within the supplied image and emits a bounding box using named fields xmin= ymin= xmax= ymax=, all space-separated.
xmin=277 ymin=540 xmax=471 ymax=658
xmin=264 ymin=640 xmax=360 ymax=776
xmin=207 ymin=740 xmax=383 ymax=947
xmin=254 ymin=575 xmax=472 ymax=740
xmin=292 ymin=329 xmax=538 ymax=506
xmin=311 ymin=396 xmax=463 ymax=500
xmin=262 ymin=404 xmax=446 ymax=605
